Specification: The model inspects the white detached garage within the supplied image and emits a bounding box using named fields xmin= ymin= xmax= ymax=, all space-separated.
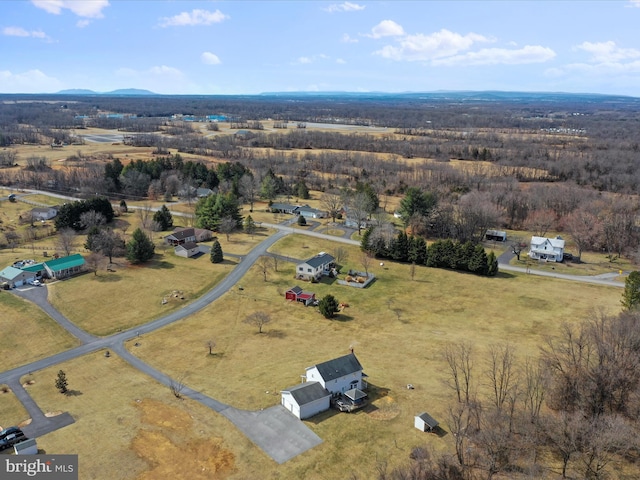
xmin=281 ymin=382 xmax=331 ymax=420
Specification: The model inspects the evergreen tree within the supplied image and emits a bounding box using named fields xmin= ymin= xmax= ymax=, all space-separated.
xmin=486 ymin=251 xmax=499 ymax=276
xmin=360 ymin=226 xmax=374 ymax=253
xmin=153 ymin=205 xmax=173 ymax=231
xmin=84 ymin=225 xmax=101 ymax=251
xmin=398 ymin=187 xmax=437 ymax=227
xmin=408 ymin=236 xmax=428 ymax=266
xmin=622 ymin=271 xmax=640 ymax=310
xmin=55 ymin=370 xmax=68 ymax=394
xmin=126 ymin=228 xmax=155 ymax=264
xmin=391 ymin=231 xmax=409 ymax=262
xmin=297 ymin=215 xmax=307 ymax=226
xmin=119 ymin=199 xmax=128 ymax=212
xmin=195 ymin=193 xmax=242 ymax=231
xmin=243 ymin=215 xmax=256 ymax=235
xmin=296 ymin=180 xmax=310 ymax=200
xmin=468 ymin=244 xmax=488 ymax=274
xmin=318 ymin=294 xmax=340 ymax=319
xmin=210 ymin=240 xmax=223 ymax=264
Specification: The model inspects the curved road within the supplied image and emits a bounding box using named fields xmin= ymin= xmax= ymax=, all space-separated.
xmin=0 ymin=188 xmax=625 ymax=462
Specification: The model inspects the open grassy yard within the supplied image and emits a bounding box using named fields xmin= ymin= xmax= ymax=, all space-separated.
xmin=0 ymin=388 xmax=28 ymax=431
xmin=47 ymin=249 xmax=238 ymax=336
xmin=122 ymin=234 xmax=623 ymax=479
xmin=0 ymin=292 xmax=80 ymax=370
xmin=16 ymin=353 xmax=246 ymax=480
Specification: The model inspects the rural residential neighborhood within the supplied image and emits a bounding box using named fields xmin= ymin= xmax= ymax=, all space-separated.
xmin=2 ymin=1 xmax=640 ymax=475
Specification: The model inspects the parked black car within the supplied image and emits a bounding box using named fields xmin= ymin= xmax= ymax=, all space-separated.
xmin=0 ymin=427 xmax=26 ymax=451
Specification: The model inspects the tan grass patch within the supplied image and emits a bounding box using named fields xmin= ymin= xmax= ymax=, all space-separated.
xmin=367 ymin=395 xmax=400 ymax=421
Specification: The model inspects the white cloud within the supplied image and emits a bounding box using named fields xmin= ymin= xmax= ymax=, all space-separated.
xmin=342 ymin=33 xmax=358 ymax=43
xmin=201 ymin=52 xmax=221 ymax=65
xmin=31 ymin=0 xmax=109 ymax=18
xmin=292 ymin=54 xmax=330 ymax=65
xmin=3 ymin=26 xmax=50 ymax=40
xmin=367 ymin=20 xmax=405 ymax=39
xmin=336 ymin=58 xmax=347 ymax=64
xmin=76 ymin=19 xmax=91 ymax=28
xmin=576 ymin=41 xmax=640 ymax=63
xmin=0 ymin=69 xmax=63 ymax=93
xmin=374 ymin=29 xmax=490 ymax=62
xmin=627 ymin=0 xmax=640 ymax=7
xmin=159 ymin=9 xmax=229 ymax=27
xmin=3 ymin=27 xmax=31 ymax=37
xmin=434 ymin=45 xmax=556 ymax=66
xmin=324 ymin=2 xmax=365 ymax=13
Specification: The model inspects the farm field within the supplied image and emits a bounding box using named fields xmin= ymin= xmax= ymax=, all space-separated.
xmin=119 ymin=234 xmax=623 ymax=479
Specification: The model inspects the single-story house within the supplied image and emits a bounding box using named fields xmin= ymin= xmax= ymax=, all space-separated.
xmin=296 ymin=252 xmax=335 ymax=281
xmin=270 ymin=203 xmax=298 ymax=214
xmin=0 ymin=266 xmax=36 ymax=288
xmin=285 ymin=286 xmax=316 ymax=306
xmin=415 ymin=412 xmax=439 ymax=432
xmin=43 ymin=254 xmax=85 ymax=279
xmin=343 ymin=207 xmax=370 ymax=229
xmin=20 ymin=262 xmax=46 ymax=278
xmin=280 ymin=382 xmax=331 ymax=420
xmin=485 ymin=229 xmax=507 ymax=242
xmin=196 ymin=188 xmax=214 ymax=198
xmin=165 ymin=228 xmax=197 ymax=246
xmin=297 ymin=205 xmax=327 ymax=219
xmin=529 ymin=235 xmax=565 ymax=262
xmin=30 ymin=207 xmax=58 ymax=221
xmin=193 ymin=228 xmax=213 ymax=242
xmin=175 ymin=242 xmax=200 ymax=258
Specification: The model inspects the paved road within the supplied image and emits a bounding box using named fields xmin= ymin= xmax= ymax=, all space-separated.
xmin=0 ymin=187 xmax=625 ymax=461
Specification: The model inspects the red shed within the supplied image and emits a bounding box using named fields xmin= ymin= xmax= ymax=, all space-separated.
xmin=285 ymin=286 xmax=303 ymax=301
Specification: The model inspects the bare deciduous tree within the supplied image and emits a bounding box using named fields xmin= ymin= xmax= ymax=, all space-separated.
xmin=56 ymin=227 xmax=77 ymax=256
xmin=218 ymin=216 xmax=237 ymax=242
xmin=443 ymin=341 xmax=474 ymax=404
xmin=256 ymin=256 xmax=273 ymax=281
xmin=243 ymin=311 xmax=272 ymax=333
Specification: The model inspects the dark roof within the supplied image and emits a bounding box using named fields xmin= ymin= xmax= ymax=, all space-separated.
xmin=283 ymin=381 xmax=330 ymax=406
xmin=287 ymin=286 xmax=303 ymax=295
xmin=416 ymin=412 xmax=439 ymax=428
xmin=271 ymin=203 xmax=297 ymax=211
xmin=303 ymin=252 xmax=335 ymax=269
xmin=177 ymin=242 xmax=199 ymax=250
xmin=168 ymin=228 xmax=195 ymax=240
xmin=311 ymin=353 xmax=363 ymax=382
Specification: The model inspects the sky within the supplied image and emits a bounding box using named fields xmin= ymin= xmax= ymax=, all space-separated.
xmin=2 ymin=0 xmax=640 ymax=96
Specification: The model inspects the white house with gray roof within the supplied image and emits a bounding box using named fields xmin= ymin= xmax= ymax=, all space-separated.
xmin=529 ymin=235 xmax=565 ymax=262
xmin=296 ymin=252 xmax=335 ymax=281
xmin=280 ymin=382 xmax=331 ymax=419
xmin=281 ymin=352 xmax=366 ymax=419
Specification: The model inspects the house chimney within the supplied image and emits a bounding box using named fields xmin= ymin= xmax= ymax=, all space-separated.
xmin=349 ymin=346 xmax=354 ymax=354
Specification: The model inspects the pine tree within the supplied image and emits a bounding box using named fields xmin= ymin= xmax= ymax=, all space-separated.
xmin=55 ymin=370 xmax=68 ymax=394
xmin=243 ymin=215 xmax=256 ymax=235
xmin=126 ymin=228 xmax=155 ymax=264
xmin=486 ymin=251 xmax=499 ymax=276
xmin=319 ymin=294 xmax=340 ymax=319
xmin=622 ymin=271 xmax=640 ymax=310
xmin=153 ymin=205 xmax=173 ymax=231
xmin=297 ymin=215 xmax=307 ymax=226
xmin=210 ymin=240 xmax=223 ymax=264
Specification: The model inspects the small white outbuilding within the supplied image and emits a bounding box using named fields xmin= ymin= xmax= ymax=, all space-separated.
xmin=414 ymin=412 xmax=439 ymax=432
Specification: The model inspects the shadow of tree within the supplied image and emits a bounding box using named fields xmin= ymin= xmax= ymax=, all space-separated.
xmin=266 ymin=329 xmax=287 ymax=339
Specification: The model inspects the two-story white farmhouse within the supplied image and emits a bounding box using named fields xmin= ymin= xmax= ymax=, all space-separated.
xmin=528 ymin=235 xmax=565 ymax=262
xmin=281 ymin=353 xmax=367 ymax=419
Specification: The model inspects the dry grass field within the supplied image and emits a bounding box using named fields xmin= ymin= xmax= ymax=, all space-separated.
xmin=118 ymin=234 xmax=622 ymax=479
xmin=0 ymin=293 xmax=80 ymax=370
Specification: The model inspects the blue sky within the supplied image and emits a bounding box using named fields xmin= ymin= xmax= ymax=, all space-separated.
xmin=2 ymin=0 xmax=640 ymax=96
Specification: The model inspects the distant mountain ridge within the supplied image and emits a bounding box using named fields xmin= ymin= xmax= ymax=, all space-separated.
xmin=56 ymin=88 xmax=157 ymax=96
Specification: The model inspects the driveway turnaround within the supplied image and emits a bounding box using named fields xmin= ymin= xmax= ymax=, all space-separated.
xmin=222 ymin=406 xmax=323 ymax=464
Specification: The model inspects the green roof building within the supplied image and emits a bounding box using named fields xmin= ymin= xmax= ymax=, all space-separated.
xmin=44 ymin=254 xmax=85 ymax=279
